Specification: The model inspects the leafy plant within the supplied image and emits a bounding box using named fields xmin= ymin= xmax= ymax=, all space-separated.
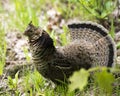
xmin=23 ymin=70 xmax=45 ymax=95
xmin=69 ymin=69 xmax=90 ymax=91
xmin=68 ymin=67 xmax=117 ymax=95
xmin=94 ymin=68 xmax=115 ymax=95
xmin=79 ymin=0 xmax=117 ymax=21
xmin=7 ymin=72 xmax=20 ymax=95
xmin=54 ymin=0 xmax=82 ymax=19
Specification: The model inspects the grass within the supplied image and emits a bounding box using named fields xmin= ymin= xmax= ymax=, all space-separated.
xmin=0 ymin=21 xmax=6 ymax=75
xmin=0 ymin=0 xmax=120 ymax=95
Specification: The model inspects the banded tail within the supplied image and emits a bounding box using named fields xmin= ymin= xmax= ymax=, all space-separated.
xmin=68 ymin=21 xmax=116 ymax=67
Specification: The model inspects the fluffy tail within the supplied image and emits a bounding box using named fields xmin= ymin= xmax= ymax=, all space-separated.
xmin=68 ymin=21 xmax=116 ymax=67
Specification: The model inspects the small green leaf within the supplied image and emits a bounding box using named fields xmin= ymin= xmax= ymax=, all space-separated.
xmin=69 ymin=69 xmax=90 ymax=91
xmin=8 ymin=76 xmax=14 ymax=89
xmin=15 ymin=71 xmax=19 ymax=84
xmin=101 ymin=12 xmax=108 ymax=18
xmin=105 ymin=1 xmax=115 ymax=11
xmin=94 ymin=69 xmax=115 ymax=93
xmin=7 ymin=72 xmax=19 ymax=90
xmin=117 ymin=42 xmax=120 ymax=49
xmin=109 ymin=19 xmax=115 ymax=38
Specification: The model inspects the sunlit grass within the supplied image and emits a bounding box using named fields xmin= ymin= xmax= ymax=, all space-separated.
xmin=9 ymin=0 xmax=40 ymax=32
xmin=0 ymin=22 xmax=6 ymax=75
xmin=60 ymin=25 xmax=70 ymax=46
